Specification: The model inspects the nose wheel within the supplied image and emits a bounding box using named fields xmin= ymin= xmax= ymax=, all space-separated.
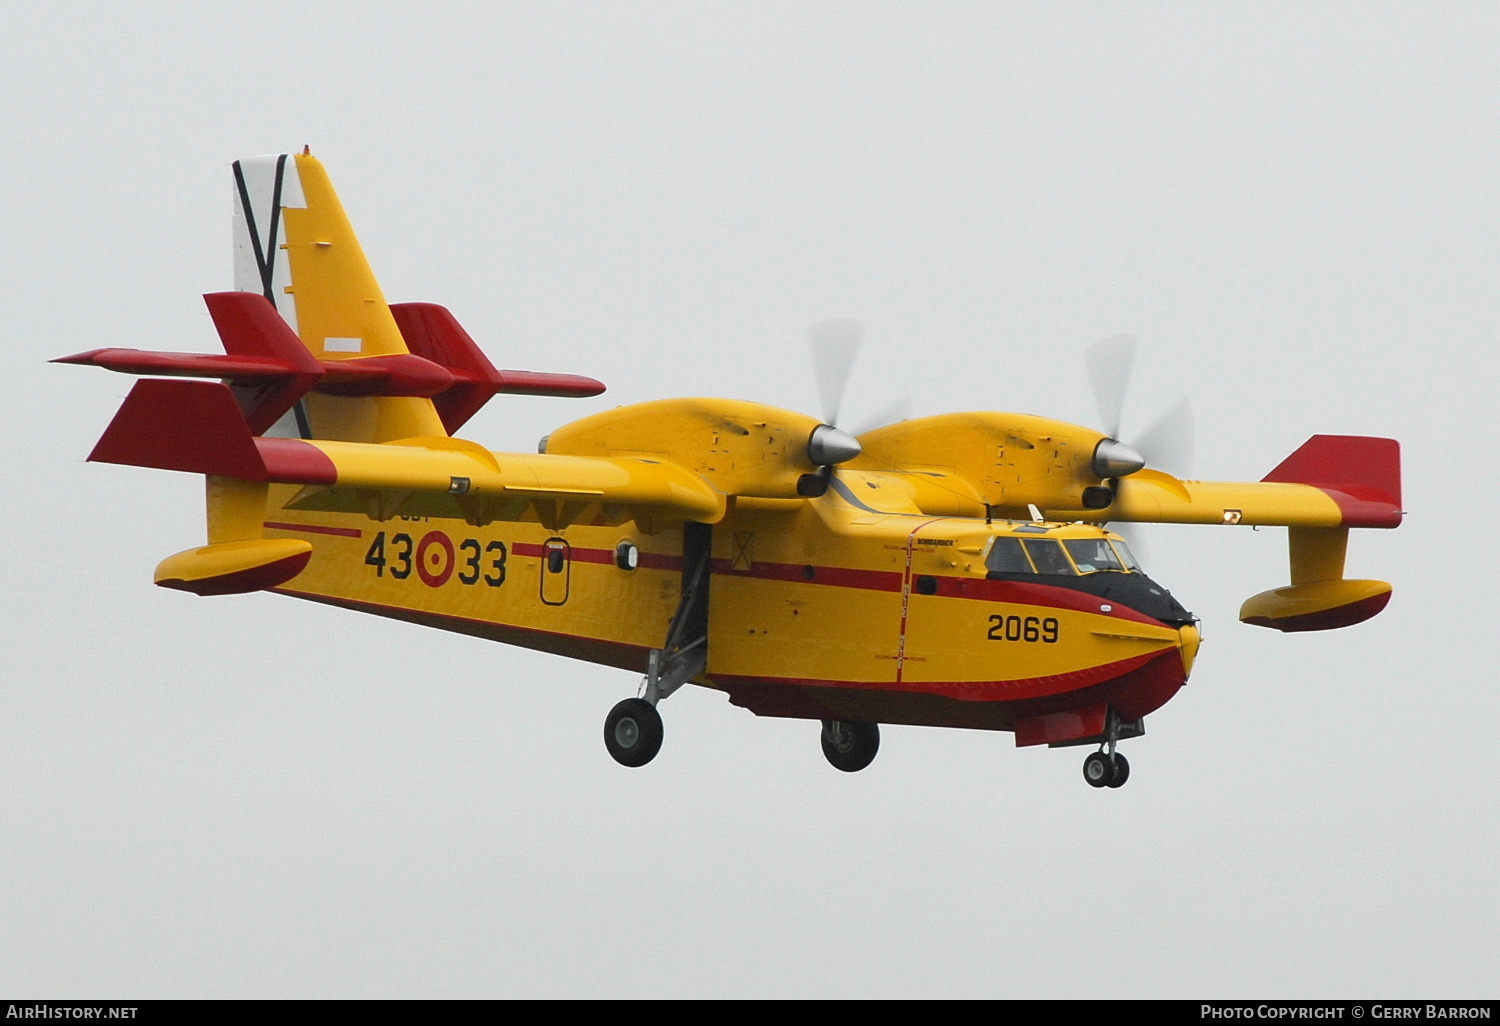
xmin=1083 ymin=749 xmax=1130 ymax=788
xmin=821 ymin=719 xmax=880 ymax=772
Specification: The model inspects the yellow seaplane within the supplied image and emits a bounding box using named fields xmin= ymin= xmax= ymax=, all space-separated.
xmin=58 ymin=151 xmax=1403 ymax=787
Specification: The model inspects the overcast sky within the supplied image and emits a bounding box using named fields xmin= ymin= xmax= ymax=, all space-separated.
xmin=1 ymin=1 xmax=1495 ymax=998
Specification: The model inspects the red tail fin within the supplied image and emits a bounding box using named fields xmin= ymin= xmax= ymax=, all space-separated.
xmin=55 ymin=293 xmax=322 ymax=435
xmin=88 ymin=378 xmax=336 ymax=484
xmin=390 ymin=302 xmax=605 ymax=434
xmin=89 ymin=379 xmax=267 ymax=478
xmin=204 ymin=292 xmax=323 ymax=432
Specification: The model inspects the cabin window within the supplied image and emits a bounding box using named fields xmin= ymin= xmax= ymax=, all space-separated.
xmin=1022 ymin=539 xmax=1076 ymax=576
xmin=540 ymin=538 xmax=571 ymax=605
xmin=986 ymin=537 xmax=1034 ymax=574
xmin=1064 ymin=538 xmax=1125 ymax=573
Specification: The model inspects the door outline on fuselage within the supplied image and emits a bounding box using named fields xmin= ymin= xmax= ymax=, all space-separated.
xmin=895 ymin=519 xmax=949 ymax=683
xmin=540 ymin=537 xmax=571 ymax=605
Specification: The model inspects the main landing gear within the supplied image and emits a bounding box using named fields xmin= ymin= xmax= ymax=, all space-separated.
xmin=603 ymin=635 xmax=704 ymax=770
xmin=604 ymin=698 xmax=663 ymax=767
xmin=821 ymin=720 xmax=880 ymax=772
xmin=604 ymin=523 xmax=710 ymax=769
xmin=1083 ymin=747 xmax=1130 ymax=788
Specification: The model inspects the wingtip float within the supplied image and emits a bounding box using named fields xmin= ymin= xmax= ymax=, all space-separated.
xmin=59 ymin=151 xmax=1402 ymax=788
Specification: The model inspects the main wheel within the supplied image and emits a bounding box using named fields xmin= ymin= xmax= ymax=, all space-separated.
xmin=1083 ymin=751 xmax=1113 ymax=788
xmin=604 ymin=698 xmax=663 ymax=767
xmin=1106 ymin=752 xmax=1131 ymax=788
xmin=821 ymin=719 xmax=880 ymax=773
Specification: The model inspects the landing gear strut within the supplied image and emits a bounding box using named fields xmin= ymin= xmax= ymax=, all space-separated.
xmin=603 ymin=523 xmax=711 ymax=769
xmin=1076 ymin=707 xmax=1135 ymax=788
xmin=821 ymin=719 xmax=880 ymax=772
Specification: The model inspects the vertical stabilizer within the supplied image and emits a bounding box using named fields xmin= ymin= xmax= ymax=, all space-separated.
xmin=231 ymin=152 xmax=446 ymax=442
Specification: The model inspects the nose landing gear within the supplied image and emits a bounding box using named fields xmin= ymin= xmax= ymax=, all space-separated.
xmin=821 ymin=719 xmax=880 ymax=772
xmin=1083 ymin=747 xmax=1130 ymax=788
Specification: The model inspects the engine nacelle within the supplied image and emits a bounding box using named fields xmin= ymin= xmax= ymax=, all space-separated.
xmin=852 ymin=413 xmax=1111 ymax=519
xmin=545 ymin=398 xmax=826 ymax=500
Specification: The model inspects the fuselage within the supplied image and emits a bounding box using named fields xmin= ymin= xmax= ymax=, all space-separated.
xmin=267 ymin=463 xmax=1200 ymax=740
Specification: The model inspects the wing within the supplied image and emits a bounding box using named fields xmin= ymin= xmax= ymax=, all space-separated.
xmin=87 ymin=378 xmax=725 ymax=531
xmin=1047 ymin=436 xmax=1401 ymax=530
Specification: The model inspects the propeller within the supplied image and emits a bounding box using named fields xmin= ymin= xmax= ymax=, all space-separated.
xmin=1086 ymin=334 xmax=1137 ymax=440
xmin=809 ymin=318 xmax=863 ymax=429
xmin=1134 ymin=397 xmax=1195 ymax=479
xmin=851 ymin=395 xmax=914 ymax=437
xmin=799 ymin=318 xmax=866 ymax=495
xmin=807 ymin=318 xmax=914 ymax=436
xmin=1083 ymin=334 xmax=1195 ymax=479
xmin=1114 ymin=398 xmax=1196 ymax=567
xmin=1083 ymin=334 xmax=1196 ymax=567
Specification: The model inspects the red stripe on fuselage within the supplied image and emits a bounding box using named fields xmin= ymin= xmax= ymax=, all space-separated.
xmin=711 ymin=558 xmax=904 ymax=592
xmin=510 ymin=541 xmax=679 ymax=573
xmin=508 ymin=541 xmax=1162 ymax=625
xmin=264 ymin=521 xmax=363 ymax=539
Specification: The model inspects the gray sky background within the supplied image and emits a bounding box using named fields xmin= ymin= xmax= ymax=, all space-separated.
xmin=1 ymin=1 xmax=1495 ymax=998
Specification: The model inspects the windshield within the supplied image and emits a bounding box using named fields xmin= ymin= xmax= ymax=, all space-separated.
xmin=986 ymin=537 xmax=1033 ymax=573
xmin=1064 ymin=538 xmax=1125 ymax=573
xmin=1109 ymin=538 xmax=1141 ymax=570
xmin=1022 ymin=539 xmax=1076 ymax=576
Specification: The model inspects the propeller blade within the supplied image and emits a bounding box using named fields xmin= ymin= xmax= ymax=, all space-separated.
xmin=809 ymin=318 xmax=864 ymax=427
xmin=1134 ymin=397 xmax=1195 ymax=477
xmin=1085 ymin=334 xmax=1138 ymax=440
xmin=851 ymin=395 xmax=913 ymax=437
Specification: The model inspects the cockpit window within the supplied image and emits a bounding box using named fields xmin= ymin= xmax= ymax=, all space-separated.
xmin=1021 ymin=539 xmax=1076 ymax=576
xmin=1064 ymin=538 xmax=1125 ymax=573
xmin=1109 ymin=538 xmax=1141 ymax=570
xmin=986 ymin=537 xmax=1034 ymax=574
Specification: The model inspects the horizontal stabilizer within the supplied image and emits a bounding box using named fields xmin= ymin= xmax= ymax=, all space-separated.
xmin=57 ymin=292 xmax=323 ymax=434
xmin=390 ymin=302 xmax=606 ymax=433
xmin=316 ymin=354 xmax=454 ymax=397
xmin=57 ymin=293 xmax=607 ymax=436
xmin=53 ymin=349 xmax=291 ymax=380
